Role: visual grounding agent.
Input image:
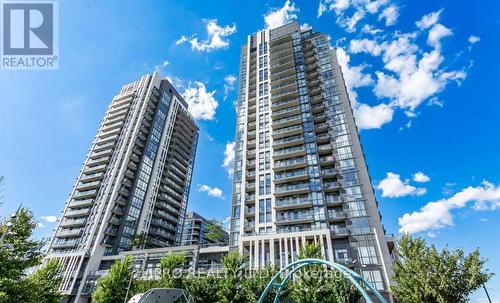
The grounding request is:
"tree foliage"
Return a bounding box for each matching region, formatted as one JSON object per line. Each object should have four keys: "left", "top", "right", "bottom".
{"left": 159, "top": 251, "right": 188, "bottom": 289}
{"left": 205, "top": 219, "right": 226, "bottom": 243}
{"left": 290, "top": 243, "right": 360, "bottom": 303}
{"left": 184, "top": 274, "right": 222, "bottom": 303}
{"left": 0, "top": 208, "right": 62, "bottom": 303}
{"left": 92, "top": 255, "right": 134, "bottom": 303}
{"left": 391, "top": 234, "right": 493, "bottom": 303}
{"left": 218, "top": 251, "right": 254, "bottom": 303}
{"left": 28, "top": 260, "right": 64, "bottom": 303}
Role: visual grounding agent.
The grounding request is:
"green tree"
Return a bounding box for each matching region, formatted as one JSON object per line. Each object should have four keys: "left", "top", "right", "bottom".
{"left": 205, "top": 219, "right": 226, "bottom": 243}
{"left": 184, "top": 274, "right": 222, "bottom": 303}
{"left": 218, "top": 251, "right": 254, "bottom": 303}
{"left": 245, "top": 266, "right": 281, "bottom": 303}
{"left": 131, "top": 232, "right": 148, "bottom": 249}
{"left": 0, "top": 175, "right": 5, "bottom": 205}
{"left": 29, "top": 260, "right": 63, "bottom": 303}
{"left": 159, "top": 251, "right": 187, "bottom": 289}
{"left": 290, "top": 243, "right": 360, "bottom": 303}
{"left": 92, "top": 256, "right": 134, "bottom": 303}
{"left": 391, "top": 234, "right": 493, "bottom": 303}
{"left": 0, "top": 207, "right": 46, "bottom": 303}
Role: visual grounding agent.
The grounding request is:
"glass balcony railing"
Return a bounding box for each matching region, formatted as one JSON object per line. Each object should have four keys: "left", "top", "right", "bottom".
{"left": 275, "top": 195, "right": 312, "bottom": 208}
{"left": 275, "top": 182, "right": 310, "bottom": 194}
{"left": 273, "top": 114, "right": 302, "bottom": 126}
{"left": 273, "top": 134, "right": 303, "bottom": 146}
{"left": 276, "top": 210, "right": 313, "bottom": 222}
{"left": 273, "top": 124, "right": 303, "bottom": 136}
{"left": 275, "top": 169, "right": 308, "bottom": 180}
{"left": 272, "top": 105, "right": 300, "bottom": 117}
{"left": 274, "top": 157, "right": 306, "bottom": 168}
{"left": 273, "top": 145, "right": 305, "bottom": 157}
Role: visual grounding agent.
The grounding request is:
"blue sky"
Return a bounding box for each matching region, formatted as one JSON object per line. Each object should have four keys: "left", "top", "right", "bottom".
{"left": 0, "top": 0, "right": 499, "bottom": 300}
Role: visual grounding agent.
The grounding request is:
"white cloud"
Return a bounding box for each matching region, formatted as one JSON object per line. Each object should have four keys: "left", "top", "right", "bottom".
{"left": 427, "top": 23, "right": 453, "bottom": 48}
{"left": 361, "top": 24, "right": 383, "bottom": 35}
{"left": 300, "top": 23, "right": 312, "bottom": 31}
{"left": 468, "top": 35, "right": 480, "bottom": 44}
{"left": 264, "top": 0, "right": 299, "bottom": 30}
{"left": 223, "top": 75, "right": 237, "bottom": 100}
{"left": 366, "top": 0, "right": 389, "bottom": 14}
{"left": 416, "top": 9, "right": 443, "bottom": 30}
{"left": 222, "top": 141, "right": 235, "bottom": 178}
{"left": 399, "top": 181, "right": 500, "bottom": 234}
{"left": 198, "top": 184, "right": 224, "bottom": 198}
{"left": 317, "top": 0, "right": 392, "bottom": 32}
{"left": 354, "top": 103, "right": 394, "bottom": 129}
{"left": 413, "top": 171, "right": 431, "bottom": 183}
{"left": 41, "top": 215, "right": 58, "bottom": 223}
{"left": 336, "top": 47, "right": 394, "bottom": 130}
{"left": 377, "top": 172, "right": 427, "bottom": 198}
{"left": 378, "top": 4, "right": 399, "bottom": 26}
{"left": 350, "top": 38, "right": 383, "bottom": 56}
{"left": 176, "top": 19, "right": 236, "bottom": 52}
{"left": 182, "top": 82, "right": 219, "bottom": 120}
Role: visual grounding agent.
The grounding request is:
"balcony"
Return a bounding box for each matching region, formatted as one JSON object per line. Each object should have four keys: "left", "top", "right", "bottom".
{"left": 246, "top": 170, "right": 256, "bottom": 179}
{"left": 69, "top": 198, "right": 94, "bottom": 208}
{"left": 273, "top": 145, "right": 306, "bottom": 160}
{"left": 331, "top": 226, "right": 349, "bottom": 238}
{"left": 328, "top": 210, "right": 346, "bottom": 222}
{"left": 273, "top": 134, "right": 304, "bottom": 149}
{"left": 245, "top": 194, "right": 256, "bottom": 203}
{"left": 247, "top": 130, "right": 256, "bottom": 139}
{"left": 80, "top": 172, "right": 104, "bottom": 182}
{"left": 275, "top": 182, "right": 310, "bottom": 197}
{"left": 272, "top": 114, "right": 302, "bottom": 129}
{"left": 324, "top": 181, "right": 341, "bottom": 192}
{"left": 244, "top": 207, "right": 256, "bottom": 217}
{"left": 84, "top": 163, "right": 107, "bottom": 174}
{"left": 56, "top": 228, "right": 83, "bottom": 238}
{"left": 313, "top": 113, "right": 327, "bottom": 122}
{"left": 319, "top": 156, "right": 335, "bottom": 166}
{"left": 248, "top": 121, "right": 256, "bottom": 130}
{"left": 318, "top": 144, "right": 332, "bottom": 154}
{"left": 314, "top": 122, "right": 329, "bottom": 132}
{"left": 51, "top": 240, "right": 78, "bottom": 249}
{"left": 246, "top": 182, "right": 256, "bottom": 191}
{"left": 59, "top": 218, "right": 86, "bottom": 228}
{"left": 316, "top": 133, "right": 330, "bottom": 143}
{"left": 247, "top": 139, "right": 256, "bottom": 148}
{"left": 65, "top": 208, "right": 91, "bottom": 218}
{"left": 272, "top": 124, "right": 303, "bottom": 138}
{"left": 325, "top": 195, "right": 343, "bottom": 206}
{"left": 244, "top": 221, "right": 255, "bottom": 230}
{"left": 76, "top": 180, "right": 101, "bottom": 191}
{"left": 274, "top": 168, "right": 308, "bottom": 184}
{"left": 271, "top": 105, "right": 301, "bottom": 120}
{"left": 271, "top": 97, "right": 300, "bottom": 112}
{"left": 275, "top": 196, "right": 313, "bottom": 210}
{"left": 247, "top": 149, "right": 256, "bottom": 159}
{"left": 274, "top": 157, "right": 307, "bottom": 172}
{"left": 73, "top": 189, "right": 98, "bottom": 199}
{"left": 321, "top": 168, "right": 338, "bottom": 178}
{"left": 276, "top": 210, "right": 314, "bottom": 225}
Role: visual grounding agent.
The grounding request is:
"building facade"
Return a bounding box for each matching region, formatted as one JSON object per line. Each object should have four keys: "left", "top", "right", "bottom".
{"left": 46, "top": 72, "right": 198, "bottom": 303}
{"left": 181, "top": 211, "right": 229, "bottom": 246}
{"left": 229, "top": 22, "right": 395, "bottom": 299}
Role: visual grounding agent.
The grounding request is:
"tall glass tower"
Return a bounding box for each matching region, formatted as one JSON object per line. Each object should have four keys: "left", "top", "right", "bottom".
{"left": 46, "top": 72, "right": 198, "bottom": 302}
{"left": 229, "top": 22, "right": 394, "bottom": 299}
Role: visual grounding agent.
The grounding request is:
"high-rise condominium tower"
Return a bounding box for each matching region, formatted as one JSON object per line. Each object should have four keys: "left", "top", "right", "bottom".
{"left": 181, "top": 211, "right": 229, "bottom": 246}
{"left": 46, "top": 73, "right": 198, "bottom": 303}
{"left": 229, "top": 22, "right": 394, "bottom": 298}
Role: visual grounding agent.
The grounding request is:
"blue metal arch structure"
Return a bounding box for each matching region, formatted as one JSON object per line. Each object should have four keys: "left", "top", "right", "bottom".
{"left": 258, "top": 258, "right": 388, "bottom": 303}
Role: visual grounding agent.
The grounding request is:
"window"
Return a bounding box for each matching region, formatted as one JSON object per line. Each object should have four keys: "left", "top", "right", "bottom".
{"left": 362, "top": 270, "right": 384, "bottom": 291}
{"left": 350, "top": 217, "right": 371, "bottom": 235}
{"left": 358, "top": 246, "right": 378, "bottom": 264}
{"left": 259, "top": 198, "right": 272, "bottom": 223}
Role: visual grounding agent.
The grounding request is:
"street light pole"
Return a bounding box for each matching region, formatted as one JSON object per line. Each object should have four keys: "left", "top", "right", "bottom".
{"left": 483, "top": 283, "right": 492, "bottom": 303}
